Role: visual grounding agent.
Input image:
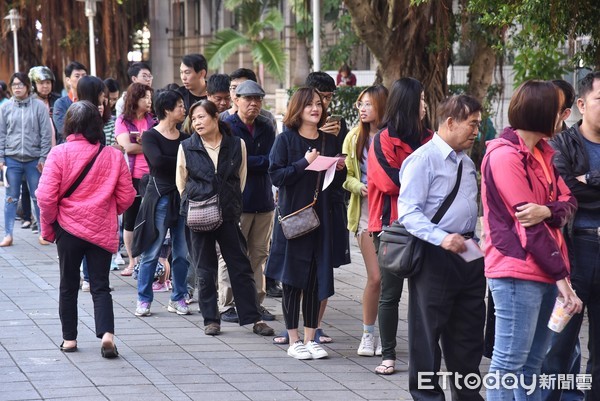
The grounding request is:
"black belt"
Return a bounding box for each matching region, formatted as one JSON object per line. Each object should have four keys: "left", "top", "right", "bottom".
{"left": 462, "top": 231, "right": 475, "bottom": 239}
{"left": 573, "top": 228, "right": 600, "bottom": 236}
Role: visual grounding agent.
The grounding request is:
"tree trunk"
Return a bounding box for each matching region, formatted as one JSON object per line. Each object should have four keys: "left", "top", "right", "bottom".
{"left": 467, "top": 32, "right": 497, "bottom": 104}
{"left": 292, "top": 35, "right": 311, "bottom": 86}
{"left": 344, "top": 0, "right": 453, "bottom": 127}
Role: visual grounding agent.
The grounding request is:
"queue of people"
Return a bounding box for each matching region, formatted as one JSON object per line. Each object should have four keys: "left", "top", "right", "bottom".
{"left": 1, "top": 57, "right": 598, "bottom": 400}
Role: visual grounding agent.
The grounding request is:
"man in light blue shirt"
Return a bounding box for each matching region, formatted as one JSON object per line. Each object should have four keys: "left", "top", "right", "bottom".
{"left": 398, "top": 95, "right": 486, "bottom": 401}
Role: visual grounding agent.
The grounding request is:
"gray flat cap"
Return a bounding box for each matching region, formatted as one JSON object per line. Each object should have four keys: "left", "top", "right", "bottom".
{"left": 235, "top": 80, "right": 265, "bottom": 97}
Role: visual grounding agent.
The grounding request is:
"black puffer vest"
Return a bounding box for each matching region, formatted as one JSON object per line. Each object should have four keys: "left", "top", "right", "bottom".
{"left": 180, "top": 133, "right": 243, "bottom": 222}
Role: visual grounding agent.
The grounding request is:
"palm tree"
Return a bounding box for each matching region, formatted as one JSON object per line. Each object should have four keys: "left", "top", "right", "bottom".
{"left": 205, "top": 0, "right": 286, "bottom": 83}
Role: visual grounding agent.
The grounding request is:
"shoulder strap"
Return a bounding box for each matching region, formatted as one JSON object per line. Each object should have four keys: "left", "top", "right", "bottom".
{"left": 63, "top": 145, "right": 104, "bottom": 199}
{"left": 431, "top": 159, "right": 463, "bottom": 224}
{"left": 312, "top": 132, "right": 327, "bottom": 201}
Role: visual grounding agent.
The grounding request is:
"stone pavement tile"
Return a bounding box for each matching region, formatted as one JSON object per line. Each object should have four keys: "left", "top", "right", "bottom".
{"left": 136, "top": 351, "right": 197, "bottom": 362}
{"left": 237, "top": 349, "right": 291, "bottom": 359}
{"left": 298, "top": 390, "right": 367, "bottom": 401}
{"left": 218, "top": 373, "right": 278, "bottom": 383}
{"left": 29, "top": 375, "right": 94, "bottom": 389}
{"left": 0, "top": 383, "right": 40, "bottom": 401}
{"left": 36, "top": 385, "right": 105, "bottom": 399}
{"left": 0, "top": 370, "right": 28, "bottom": 383}
{"left": 176, "top": 382, "right": 238, "bottom": 393}
{"left": 354, "top": 388, "right": 412, "bottom": 400}
{"left": 227, "top": 380, "right": 292, "bottom": 392}
{"left": 243, "top": 390, "right": 308, "bottom": 401}
{"left": 151, "top": 359, "right": 210, "bottom": 374}
{"left": 189, "top": 350, "right": 244, "bottom": 360}
{"left": 286, "top": 379, "right": 346, "bottom": 391}
{"left": 187, "top": 391, "right": 250, "bottom": 401}
{"left": 164, "top": 374, "right": 227, "bottom": 385}
{"left": 199, "top": 358, "right": 269, "bottom": 374}
{"left": 271, "top": 372, "right": 333, "bottom": 382}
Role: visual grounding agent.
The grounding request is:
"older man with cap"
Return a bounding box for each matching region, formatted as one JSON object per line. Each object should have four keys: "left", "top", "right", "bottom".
{"left": 218, "top": 80, "right": 277, "bottom": 323}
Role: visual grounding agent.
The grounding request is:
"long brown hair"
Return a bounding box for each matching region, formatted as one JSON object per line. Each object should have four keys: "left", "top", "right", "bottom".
{"left": 356, "top": 85, "right": 388, "bottom": 163}
{"left": 122, "top": 83, "right": 153, "bottom": 123}
{"left": 282, "top": 87, "right": 328, "bottom": 130}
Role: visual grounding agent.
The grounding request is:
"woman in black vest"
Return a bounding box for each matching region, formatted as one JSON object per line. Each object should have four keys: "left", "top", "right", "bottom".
{"left": 176, "top": 100, "right": 274, "bottom": 337}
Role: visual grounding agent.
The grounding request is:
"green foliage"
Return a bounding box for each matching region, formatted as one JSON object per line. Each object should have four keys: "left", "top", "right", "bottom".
{"left": 205, "top": 0, "right": 286, "bottom": 81}
{"left": 468, "top": 0, "right": 600, "bottom": 70}
{"left": 512, "top": 45, "right": 569, "bottom": 86}
{"left": 287, "top": 86, "right": 364, "bottom": 127}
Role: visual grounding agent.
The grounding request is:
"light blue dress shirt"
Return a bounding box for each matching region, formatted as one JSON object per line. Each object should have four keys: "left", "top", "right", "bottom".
{"left": 398, "top": 133, "right": 479, "bottom": 246}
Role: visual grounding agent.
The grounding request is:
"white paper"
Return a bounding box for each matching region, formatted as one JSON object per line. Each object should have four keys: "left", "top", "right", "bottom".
{"left": 305, "top": 155, "right": 339, "bottom": 191}
{"left": 458, "top": 239, "right": 484, "bottom": 262}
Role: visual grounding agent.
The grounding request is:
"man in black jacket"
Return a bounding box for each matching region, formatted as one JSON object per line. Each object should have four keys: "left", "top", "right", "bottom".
{"left": 543, "top": 71, "right": 600, "bottom": 401}
{"left": 219, "top": 80, "right": 277, "bottom": 323}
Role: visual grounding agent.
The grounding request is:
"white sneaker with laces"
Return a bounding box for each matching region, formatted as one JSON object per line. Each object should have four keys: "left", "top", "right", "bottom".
{"left": 287, "top": 341, "right": 312, "bottom": 360}
{"left": 357, "top": 332, "right": 375, "bottom": 356}
{"left": 375, "top": 336, "right": 382, "bottom": 356}
{"left": 305, "top": 340, "right": 328, "bottom": 359}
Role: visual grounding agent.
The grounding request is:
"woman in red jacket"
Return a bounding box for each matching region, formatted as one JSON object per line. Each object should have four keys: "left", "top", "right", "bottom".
{"left": 37, "top": 101, "right": 136, "bottom": 358}
{"left": 367, "top": 78, "right": 432, "bottom": 375}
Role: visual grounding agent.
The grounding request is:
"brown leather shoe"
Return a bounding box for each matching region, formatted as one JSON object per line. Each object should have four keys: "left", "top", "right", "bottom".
{"left": 204, "top": 323, "right": 221, "bottom": 336}
{"left": 253, "top": 322, "right": 275, "bottom": 336}
{"left": 0, "top": 236, "right": 13, "bottom": 247}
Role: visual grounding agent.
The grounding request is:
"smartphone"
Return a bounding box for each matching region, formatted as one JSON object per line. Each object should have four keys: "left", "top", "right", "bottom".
{"left": 326, "top": 115, "right": 343, "bottom": 123}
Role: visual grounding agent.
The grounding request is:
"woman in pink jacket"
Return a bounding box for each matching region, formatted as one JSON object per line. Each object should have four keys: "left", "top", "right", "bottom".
{"left": 37, "top": 101, "right": 136, "bottom": 358}
{"left": 481, "top": 80, "right": 583, "bottom": 400}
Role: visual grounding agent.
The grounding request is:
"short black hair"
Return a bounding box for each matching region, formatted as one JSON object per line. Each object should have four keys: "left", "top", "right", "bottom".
{"left": 207, "top": 74, "right": 231, "bottom": 94}
{"left": 162, "top": 83, "right": 180, "bottom": 91}
{"left": 578, "top": 71, "right": 600, "bottom": 100}
{"left": 103, "top": 78, "right": 120, "bottom": 93}
{"left": 9, "top": 72, "right": 31, "bottom": 95}
{"left": 438, "top": 94, "right": 483, "bottom": 125}
{"left": 63, "top": 101, "right": 104, "bottom": 144}
{"left": 154, "top": 90, "right": 184, "bottom": 120}
{"left": 305, "top": 71, "right": 336, "bottom": 93}
{"left": 552, "top": 79, "right": 575, "bottom": 110}
{"left": 181, "top": 54, "right": 207, "bottom": 73}
{"left": 229, "top": 68, "right": 257, "bottom": 82}
{"left": 127, "top": 62, "right": 152, "bottom": 81}
{"left": 65, "top": 61, "right": 87, "bottom": 78}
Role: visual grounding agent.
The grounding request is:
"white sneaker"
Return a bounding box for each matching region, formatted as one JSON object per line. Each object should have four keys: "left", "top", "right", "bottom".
{"left": 81, "top": 281, "right": 90, "bottom": 292}
{"left": 375, "top": 337, "right": 382, "bottom": 356}
{"left": 305, "top": 340, "right": 328, "bottom": 359}
{"left": 287, "top": 341, "right": 312, "bottom": 360}
{"left": 114, "top": 253, "right": 125, "bottom": 265}
{"left": 357, "top": 332, "right": 375, "bottom": 356}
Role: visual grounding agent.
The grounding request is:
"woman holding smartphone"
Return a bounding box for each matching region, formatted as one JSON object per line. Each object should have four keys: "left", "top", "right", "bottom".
{"left": 114, "top": 83, "right": 155, "bottom": 276}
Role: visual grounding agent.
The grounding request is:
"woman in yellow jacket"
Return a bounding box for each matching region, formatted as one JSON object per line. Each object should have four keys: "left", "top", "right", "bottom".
{"left": 342, "top": 85, "right": 388, "bottom": 357}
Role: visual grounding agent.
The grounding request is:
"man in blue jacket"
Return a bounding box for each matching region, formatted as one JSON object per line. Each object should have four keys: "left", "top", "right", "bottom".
{"left": 219, "top": 80, "right": 276, "bottom": 323}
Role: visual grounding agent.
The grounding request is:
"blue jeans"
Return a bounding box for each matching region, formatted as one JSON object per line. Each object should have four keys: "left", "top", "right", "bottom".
{"left": 487, "top": 277, "right": 557, "bottom": 401}
{"left": 542, "top": 232, "right": 600, "bottom": 401}
{"left": 4, "top": 158, "right": 41, "bottom": 236}
{"left": 137, "top": 195, "right": 188, "bottom": 303}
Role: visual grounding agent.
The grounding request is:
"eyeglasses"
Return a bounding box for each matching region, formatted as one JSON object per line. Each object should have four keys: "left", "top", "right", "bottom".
{"left": 241, "top": 96, "right": 263, "bottom": 103}
{"left": 11, "top": 83, "right": 25, "bottom": 89}
{"left": 141, "top": 74, "right": 153, "bottom": 80}
{"left": 319, "top": 92, "right": 334, "bottom": 102}
{"left": 229, "top": 85, "right": 238, "bottom": 91}
{"left": 355, "top": 101, "right": 373, "bottom": 110}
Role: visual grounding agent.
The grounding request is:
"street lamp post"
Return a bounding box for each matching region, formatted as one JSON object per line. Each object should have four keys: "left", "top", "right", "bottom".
{"left": 312, "top": 0, "right": 320, "bottom": 72}
{"left": 4, "top": 9, "right": 22, "bottom": 72}
{"left": 77, "top": 0, "right": 102, "bottom": 76}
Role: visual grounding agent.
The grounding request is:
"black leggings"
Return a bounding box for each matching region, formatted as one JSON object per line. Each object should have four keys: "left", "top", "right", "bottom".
{"left": 281, "top": 258, "right": 319, "bottom": 330}
{"left": 123, "top": 178, "right": 141, "bottom": 231}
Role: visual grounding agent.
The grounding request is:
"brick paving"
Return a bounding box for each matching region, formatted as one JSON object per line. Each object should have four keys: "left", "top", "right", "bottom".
{"left": 0, "top": 201, "right": 589, "bottom": 400}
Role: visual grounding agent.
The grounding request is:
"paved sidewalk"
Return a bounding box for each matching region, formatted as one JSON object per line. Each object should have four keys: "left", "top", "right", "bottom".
{"left": 0, "top": 216, "right": 589, "bottom": 400}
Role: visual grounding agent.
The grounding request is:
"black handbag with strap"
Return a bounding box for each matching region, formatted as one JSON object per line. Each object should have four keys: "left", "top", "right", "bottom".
{"left": 378, "top": 160, "right": 463, "bottom": 278}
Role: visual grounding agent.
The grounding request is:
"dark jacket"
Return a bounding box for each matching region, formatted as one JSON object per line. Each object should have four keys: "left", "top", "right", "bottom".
{"left": 225, "top": 113, "right": 275, "bottom": 213}
{"left": 265, "top": 129, "right": 345, "bottom": 300}
{"left": 131, "top": 178, "right": 180, "bottom": 258}
{"left": 550, "top": 120, "right": 600, "bottom": 211}
{"left": 179, "top": 133, "right": 243, "bottom": 222}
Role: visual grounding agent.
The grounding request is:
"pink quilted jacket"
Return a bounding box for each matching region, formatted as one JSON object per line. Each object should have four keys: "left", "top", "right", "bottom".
{"left": 36, "top": 134, "right": 136, "bottom": 253}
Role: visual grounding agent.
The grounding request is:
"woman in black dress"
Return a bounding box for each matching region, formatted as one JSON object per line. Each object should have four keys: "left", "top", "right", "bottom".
{"left": 266, "top": 87, "right": 345, "bottom": 360}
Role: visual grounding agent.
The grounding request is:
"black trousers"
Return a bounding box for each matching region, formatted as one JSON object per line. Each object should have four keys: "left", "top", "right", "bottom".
{"left": 186, "top": 220, "right": 261, "bottom": 326}
{"left": 56, "top": 225, "right": 114, "bottom": 340}
{"left": 408, "top": 241, "right": 486, "bottom": 401}
{"left": 281, "top": 258, "right": 319, "bottom": 330}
